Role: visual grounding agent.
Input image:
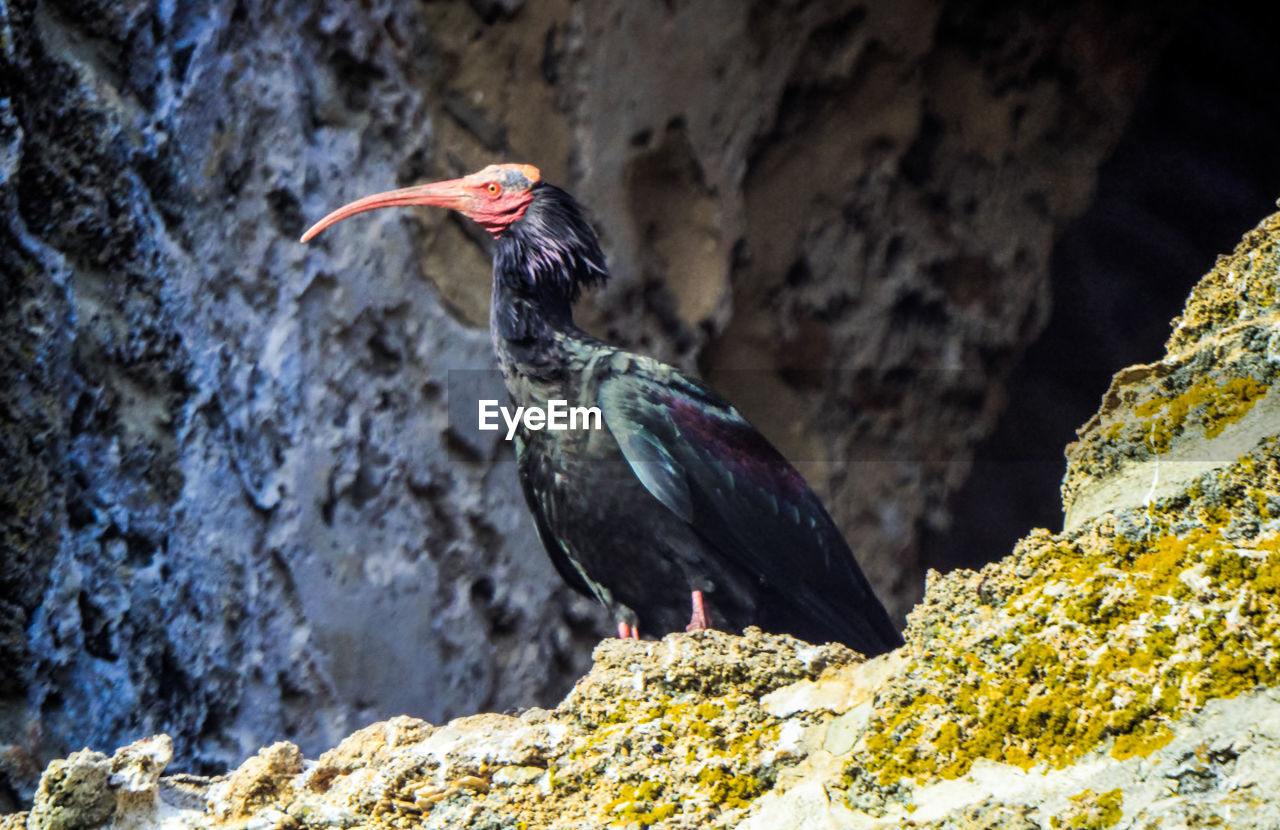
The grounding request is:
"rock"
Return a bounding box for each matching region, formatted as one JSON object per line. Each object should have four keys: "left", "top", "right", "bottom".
{"left": 207, "top": 742, "right": 303, "bottom": 822}
{"left": 24, "top": 735, "right": 172, "bottom": 830}
{"left": 1063, "top": 211, "right": 1280, "bottom": 530}
{"left": 844, "top": 210, "right": 1280, "bottom": 826}
{"left": 25, "top": 750, "right": 113, "bottom": 830}
{"left": 107, "top": 735, "right": 171, "bottom": 830}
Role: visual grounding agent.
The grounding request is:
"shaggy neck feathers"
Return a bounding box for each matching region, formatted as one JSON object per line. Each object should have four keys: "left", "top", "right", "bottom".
{"left": 490, "top": 183, "right": 608, "bottom": 347}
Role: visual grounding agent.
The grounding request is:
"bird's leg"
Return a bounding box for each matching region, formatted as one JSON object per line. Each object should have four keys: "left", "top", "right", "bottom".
{"left": 617, "top": 621, "right": 639, "bottom": 640}
{"left": 685, "top": 590, "right": 710, "bottom": 632}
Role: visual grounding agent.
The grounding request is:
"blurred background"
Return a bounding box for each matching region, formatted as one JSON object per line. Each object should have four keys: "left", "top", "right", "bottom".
{"left": 2, "top": 0, "right": 1279, "bottom": 807}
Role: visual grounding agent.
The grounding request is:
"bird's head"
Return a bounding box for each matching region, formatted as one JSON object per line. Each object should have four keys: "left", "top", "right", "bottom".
{"left": 300, "top": 163, "right": 543, "bottom": 242}
{"left": 302, "top": 163, "right": 608, "bottom": 309}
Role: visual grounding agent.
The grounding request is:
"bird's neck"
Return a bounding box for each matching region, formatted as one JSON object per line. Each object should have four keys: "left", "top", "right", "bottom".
{"left": 487, "top": 185, "right": 609, "bottom": 392}
{"left": 489, "top": 274, "right": 585, "bottom": 384}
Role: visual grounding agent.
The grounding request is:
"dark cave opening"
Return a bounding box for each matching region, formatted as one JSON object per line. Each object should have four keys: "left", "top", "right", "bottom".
{"left": 930, "top": 3, "right": 1280, "bottom": 572}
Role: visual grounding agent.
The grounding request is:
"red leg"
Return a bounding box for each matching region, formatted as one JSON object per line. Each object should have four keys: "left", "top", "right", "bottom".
{"left": 617, "top": 621, "right": 639, "bottom": 640}
{"left": 685, "top": 590, "right": 710, "bottom": 632}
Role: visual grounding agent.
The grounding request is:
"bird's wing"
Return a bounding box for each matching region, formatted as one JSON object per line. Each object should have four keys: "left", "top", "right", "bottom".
{"left": 598, "top": 364, "right": 901, "bottom": 653}
{"left": 514, "top": 433, "right": 599, "bottom": 601}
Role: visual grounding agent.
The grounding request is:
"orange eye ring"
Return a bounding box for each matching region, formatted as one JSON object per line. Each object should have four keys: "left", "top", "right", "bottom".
{"left": 486, "top": 182, "right": 501, "bottom": 195}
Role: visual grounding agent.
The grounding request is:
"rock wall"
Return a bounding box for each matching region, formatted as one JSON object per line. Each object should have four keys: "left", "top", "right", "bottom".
{"left": 1, "top": 0, "right": 1177, "bottom": 800}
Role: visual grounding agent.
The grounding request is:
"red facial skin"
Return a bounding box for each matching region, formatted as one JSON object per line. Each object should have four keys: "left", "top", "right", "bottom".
{"left": 300, "top": 163, "right": 541, "bottom": 242}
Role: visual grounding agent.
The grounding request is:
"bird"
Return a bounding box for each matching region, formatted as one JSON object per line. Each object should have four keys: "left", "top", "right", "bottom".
{"left": 301, "top": 163, "right": 903, "bottom": 656}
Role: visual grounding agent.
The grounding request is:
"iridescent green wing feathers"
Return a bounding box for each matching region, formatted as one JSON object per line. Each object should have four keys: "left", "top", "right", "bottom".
{"left": 598, "top": 367, "right": 903, "bottom": 655}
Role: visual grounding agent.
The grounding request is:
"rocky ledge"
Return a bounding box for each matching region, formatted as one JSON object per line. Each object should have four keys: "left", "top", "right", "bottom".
{"left": 6, "top": 210, "right": 1280, "bottom": 828}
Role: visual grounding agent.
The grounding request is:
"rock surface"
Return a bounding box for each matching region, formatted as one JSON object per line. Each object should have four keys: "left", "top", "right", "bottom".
{"left": 0, "top": 0, "right": 1181, "bottom": 802}
{"left": 5, "top": 203, "right": 1280, "bottom": 829}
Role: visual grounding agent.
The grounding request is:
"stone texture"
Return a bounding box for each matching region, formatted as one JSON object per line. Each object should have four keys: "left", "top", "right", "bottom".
{"left": 1, "top": 0, "right": 605, "bottom": 798}
{"left": 1, "top": 0, "right": 1180, "bottom": 804}
{"left": 18, "top": 735, "right": 169, "bottom": 830}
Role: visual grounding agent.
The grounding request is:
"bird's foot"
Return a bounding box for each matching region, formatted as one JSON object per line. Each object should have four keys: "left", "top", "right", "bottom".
{"left": 617, "top": 621, "right": 640, "bottom": 640}
{"left": 685, "top": 590, "right": 710, "bottom": 632}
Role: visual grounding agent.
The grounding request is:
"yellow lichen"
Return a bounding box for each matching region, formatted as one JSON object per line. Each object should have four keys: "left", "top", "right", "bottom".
{"left": 1110, "top": 725, "right": 1174, "bottom": 760}
{"left": 1130, "top": 376, "right": 1269, "bottom": 453}
{"left": 1168, "top": 212, "right": 1280, "bottom": 352}
{"left": 1050, "top": 788, "right": 1124, "bottom": 829}
{"left": 859, "top": 451, "right": 1280, "bottom": 787}
{"left": 561, "top": 684, "right": 784, "bottom": 826}
{"left": 695, "top": 766, "right": 765, "bottom": 809}
{"left": 605, "top": 781, "right": 680, "bottom": 825}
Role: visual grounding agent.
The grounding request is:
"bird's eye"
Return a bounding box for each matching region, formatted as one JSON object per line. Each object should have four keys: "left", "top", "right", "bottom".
{"left": 486, "top": 182, "right": 501, "bottom": 195}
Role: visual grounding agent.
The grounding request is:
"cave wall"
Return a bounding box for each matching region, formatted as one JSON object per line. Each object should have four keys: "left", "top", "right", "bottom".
{"left": 0, "top": 0, "right": 1178, "bottom": 797}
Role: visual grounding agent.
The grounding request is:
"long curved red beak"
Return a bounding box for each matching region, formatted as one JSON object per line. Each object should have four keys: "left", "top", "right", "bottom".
{"left": 299, "top": 179, "right": 472, "bottom": 243}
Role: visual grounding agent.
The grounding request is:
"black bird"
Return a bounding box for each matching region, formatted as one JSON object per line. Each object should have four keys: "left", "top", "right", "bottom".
{"left": 302, "top": 164, "right": 902, "bottom": 656}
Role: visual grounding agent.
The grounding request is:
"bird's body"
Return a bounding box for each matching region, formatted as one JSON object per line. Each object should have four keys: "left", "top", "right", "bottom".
{"left": 507, "top": 339, "right": 745, "bottom": 637}
{"left": 303, "top": 164, "right": 903, "bottom": 656}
